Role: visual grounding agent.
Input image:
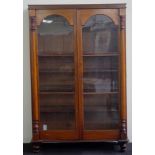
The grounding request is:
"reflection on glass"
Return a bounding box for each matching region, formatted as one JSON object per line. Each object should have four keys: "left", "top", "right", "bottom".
{"left": 83, "top": 15, "right": 120, "bottom": 130}
{"left": 39, "top": 57, "right": 74, "bottom": 92}
{"left": 37, "top": 15, "right": 75, "bottom": 130}
{"left": 38, "top": 15, "right": 73, "bottom": 55}
{"left": 40, "top": 94, "right": 75, "bottom": 130}
{"left": 84, "top": 94, "right": 120, "bottom": 130}
{"left": 83, "top": 56, "right": 118, "bottom": 92}
{"left": 83, "top": 15, "right": 118, "bottom": 54}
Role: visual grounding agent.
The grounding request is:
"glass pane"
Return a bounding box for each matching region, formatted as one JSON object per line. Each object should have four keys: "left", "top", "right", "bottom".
{"left": 84, "top": 94, "right": 119, "bottom": 130}
{"left": 83, "top": 56, "right": 118, "bottom": 92}
{"left": 83, "top": 15, "right": 118, "bottom": 54}
{"left": 38, "top": 15, "right": 73, "bottom": 55}
{"left": 40, "top": 94, "right": 75, "bottom": 130}
{"left": 37, "top": 15, "right": 75, "bottom": 130}
{"left": 39, "top": 57, "right": 74, "bottom": 92}
{"left": 82, "top": 15, "right": 120, "bottom": 130}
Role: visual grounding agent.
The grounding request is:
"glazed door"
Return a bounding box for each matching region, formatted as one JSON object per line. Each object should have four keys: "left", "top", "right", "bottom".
{"left": 77, "top": 9, "right": 121, "bottom": 140}
{"left": 36, "top": 9, "right": 79, "bottom": 140}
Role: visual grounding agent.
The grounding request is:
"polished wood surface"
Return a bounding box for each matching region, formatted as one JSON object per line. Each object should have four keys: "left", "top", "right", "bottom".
{"left": 40, "top": 130, "right": 79, "bottom": 140}
{"left": 83, "top": 130, "right": 120, "bottom": 140}
{"left": 76, "top": 9, "right": 84, "bottom": 139}
{"left": 29, "top": 4, "right": 126, "bottom": 9}
{"left": 29, "top": 9, "right": 40, "bottom": 141}
{"left": 119, "top": 8, "right": 127, "bottom": 140}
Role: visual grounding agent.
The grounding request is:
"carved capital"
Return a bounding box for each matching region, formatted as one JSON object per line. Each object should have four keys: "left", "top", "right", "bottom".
{"left": 32, "top": 120, "right": 39, "bottom": 134}
{"left": 120, "top": 15, "right": 126, "bottom": 30}
{"left": 120, "top": 120, "right": 127, "bottom": 139}
{"left": 30, "top": 16, "right": 36, "bottom": 31}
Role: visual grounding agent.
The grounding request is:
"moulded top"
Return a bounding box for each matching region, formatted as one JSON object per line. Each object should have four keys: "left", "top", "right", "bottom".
{"left": 28, "top": 4, "right": 126, "bottom": 10}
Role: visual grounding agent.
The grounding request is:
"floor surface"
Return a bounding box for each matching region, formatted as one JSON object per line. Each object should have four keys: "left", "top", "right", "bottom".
{"left": 23, "top": 142, "right": 132, "bottom": 155}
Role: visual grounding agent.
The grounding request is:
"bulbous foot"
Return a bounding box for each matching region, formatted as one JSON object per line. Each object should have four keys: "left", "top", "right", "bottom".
{"left": 120, "top": 143, "right": 127, "bottom": 152}
{"left": 32, "top": 143, "right": 40, "bottom": 153}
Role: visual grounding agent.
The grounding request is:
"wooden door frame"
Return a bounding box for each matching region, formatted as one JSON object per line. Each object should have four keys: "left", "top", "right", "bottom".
{"left": 29, "top": 8, "right": 80, "bottom": 141}
{"left": 76, "top": 8, "right": 127, "bottom": 140}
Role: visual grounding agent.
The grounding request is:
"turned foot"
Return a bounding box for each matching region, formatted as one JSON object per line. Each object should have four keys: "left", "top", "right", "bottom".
{"left": 32, "top": 143, "right": 40, "bottom": 153}
{"left": 120, "top": 143, "right": 127, "bottom": 152}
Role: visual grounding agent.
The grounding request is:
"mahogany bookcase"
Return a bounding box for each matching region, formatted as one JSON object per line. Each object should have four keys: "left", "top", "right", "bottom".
{"left": 28, "top": 4, "right": 127, "bottom": 152}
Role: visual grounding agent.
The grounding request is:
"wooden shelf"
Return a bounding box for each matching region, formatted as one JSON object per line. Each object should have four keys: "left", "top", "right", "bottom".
{"left": 39, "top": 70, "right": 74, "bottom": 73}
{"left": 39, "top": 70, "right": 118, "bottom": 73}
{"left": 40, "top": 92, "right": 118, "bottom": 95}
{"left": 85, "top": 109, "right": 118, "bottom": 112}
{"left": 40, "top": 108, "right": 118, "bottom": 113}
{"left": 38, "top": 52, "right": 73, "bottom": 57}
{"left": 40, "top": 103, "right": 74, "bottom": 106}
{"left": 84, "top": 70, "right": 118, "bottom": 72}
{"left": 40, "top": 107, "right": 74, "bottom": 113}
{"left": 83, "top": 53, "right": 119, "bottom": 57}
{"left": 84, "top": 92, "right": 119, "bottom": 95}
{"left": 40, "top": 92, "right": 75, "bottom": 95}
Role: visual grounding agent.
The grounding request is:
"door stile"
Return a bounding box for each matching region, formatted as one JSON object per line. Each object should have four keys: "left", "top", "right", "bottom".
{"left": 73, "top": 9, "right": 80, "bottom": 138}
{"left": 76, "top": 10, "right": 84, "bottom": 139}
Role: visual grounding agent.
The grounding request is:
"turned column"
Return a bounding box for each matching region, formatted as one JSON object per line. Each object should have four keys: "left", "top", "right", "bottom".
{"left": 119, "top": 8, "right": 127, "bottom": 151}
{"left": 29, "top": 9, "right": 40, "bottom": 144}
